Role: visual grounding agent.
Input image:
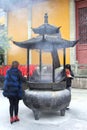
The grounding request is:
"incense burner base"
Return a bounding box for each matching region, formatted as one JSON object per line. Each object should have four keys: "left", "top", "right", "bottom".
{"left": 23, "top": 89, "right": 71, "bottom": 120}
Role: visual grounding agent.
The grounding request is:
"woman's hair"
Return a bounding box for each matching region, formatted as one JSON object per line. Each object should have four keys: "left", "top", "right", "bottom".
{"left": 65, "top": 64, "right": 71, "bottom": 70}
{"left": 11, "top": 61, "right": 19, "bottom": 68}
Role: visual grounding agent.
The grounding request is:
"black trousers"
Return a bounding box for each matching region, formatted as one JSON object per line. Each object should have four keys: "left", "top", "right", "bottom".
{"left": 8, "top": 97, "right": 19, "bottom": 117}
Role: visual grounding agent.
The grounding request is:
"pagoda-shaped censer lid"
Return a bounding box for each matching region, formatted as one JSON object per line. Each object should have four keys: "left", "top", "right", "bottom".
{"left": 32, "top": 13, "right": 60, "bottom": 35}
{"left": 13, "top": 13, "right": 78, "bottom": 51}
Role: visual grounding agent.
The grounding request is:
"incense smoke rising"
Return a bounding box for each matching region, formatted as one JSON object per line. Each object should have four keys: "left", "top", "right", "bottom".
{"left": 0, "top": 0, "right": 48, "bottom": 12}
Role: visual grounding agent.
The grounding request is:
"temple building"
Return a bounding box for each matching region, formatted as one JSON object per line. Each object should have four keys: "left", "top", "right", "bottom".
{"left": 0, "top": 0, "right": 87, "bottom": 67}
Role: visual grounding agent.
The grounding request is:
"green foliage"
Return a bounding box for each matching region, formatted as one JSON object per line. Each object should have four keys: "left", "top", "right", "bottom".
{"left": 0, "top": 24, "right": 11, "bottom": 53}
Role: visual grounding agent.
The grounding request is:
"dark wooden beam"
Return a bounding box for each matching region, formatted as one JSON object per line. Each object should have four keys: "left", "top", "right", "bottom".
{"left": 75, "top": 0, "right": 85, "bottom": 2}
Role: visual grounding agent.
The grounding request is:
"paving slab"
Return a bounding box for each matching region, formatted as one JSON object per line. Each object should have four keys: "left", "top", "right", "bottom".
{"left": 0, "top": 88, "right": 87, "bottom": 130}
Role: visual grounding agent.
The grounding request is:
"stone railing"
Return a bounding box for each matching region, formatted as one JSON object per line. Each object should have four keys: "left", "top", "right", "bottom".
{"left": 71, "top": 62, "right": 87, "bottom": 76}
{"left": 71, "top": 62, "right": 87, "bottom": 89}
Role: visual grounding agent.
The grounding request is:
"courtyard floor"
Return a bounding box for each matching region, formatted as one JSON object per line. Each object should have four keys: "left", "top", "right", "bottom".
{"left": 0, "top": 88, "right": 87, "bottom": 130}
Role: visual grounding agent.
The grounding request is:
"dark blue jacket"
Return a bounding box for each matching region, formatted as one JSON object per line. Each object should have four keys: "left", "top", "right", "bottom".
{"left": 3, "top": 68, "right": 24, "bottom": 99}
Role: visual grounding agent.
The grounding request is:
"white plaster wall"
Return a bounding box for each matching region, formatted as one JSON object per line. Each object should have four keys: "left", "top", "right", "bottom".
{"left": 70, "top": 0, "right": 76, "bottom": 65}
{"left": 28, "top": 5, "right": 32, "bottom": 64}
{"left": 4, "top": 12, "right": 8, "bottom": 65}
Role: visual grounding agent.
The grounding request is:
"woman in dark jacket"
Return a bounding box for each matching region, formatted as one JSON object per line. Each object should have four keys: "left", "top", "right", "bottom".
{"left": 65, "top": 64, "right": 74, "bottom": 91}
{"left": 64, "top": 64, "right": 74, "bottom": 110}
{"left": 3, "top": 61, "right": 25, "bottom": 124}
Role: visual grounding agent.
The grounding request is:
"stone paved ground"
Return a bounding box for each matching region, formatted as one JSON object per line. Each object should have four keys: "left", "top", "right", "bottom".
{"left": 0, "top": 88, "right": 87, "bottom": 130}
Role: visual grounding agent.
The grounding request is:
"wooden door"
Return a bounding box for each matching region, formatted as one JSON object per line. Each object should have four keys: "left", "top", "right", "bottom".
{"left": 76, "top": 0, "right": 87, "bottom": 64}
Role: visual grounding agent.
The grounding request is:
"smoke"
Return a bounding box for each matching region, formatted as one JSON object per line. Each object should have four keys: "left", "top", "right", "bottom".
{"left": 0, "top": 0, "right": 48, "bottom": 12}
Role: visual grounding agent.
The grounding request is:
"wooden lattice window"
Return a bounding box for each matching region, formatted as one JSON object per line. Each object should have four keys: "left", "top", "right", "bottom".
{"left": 78, "top": 7, "right": 87, "bottom": 44}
